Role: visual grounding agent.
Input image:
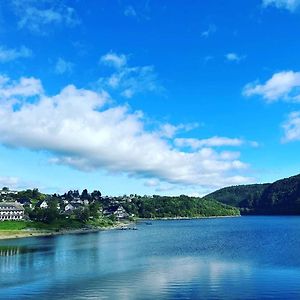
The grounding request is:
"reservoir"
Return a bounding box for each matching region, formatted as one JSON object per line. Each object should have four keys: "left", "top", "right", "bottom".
{"left": 1, "top": 216, "right": 300, "bottom": 299}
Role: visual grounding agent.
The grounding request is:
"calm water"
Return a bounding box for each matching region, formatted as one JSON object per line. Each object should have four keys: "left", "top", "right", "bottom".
{"left": 1, "top": 216, "right": 300, "bottom": 299}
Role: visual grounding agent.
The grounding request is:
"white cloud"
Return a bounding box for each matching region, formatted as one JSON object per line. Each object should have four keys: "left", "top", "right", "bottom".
{"left": 54, "top": 57, "right": 73, "bottom": 75}
{"left": 11, "top": 0, "right": 79, "bottom": 33}
{"left": 99, "top": 52, "right": 163, "bottom": 98}
{"left": 0, "top": 45, "right": 32, "bottom": 63}
{"left": 144, "top": 179, "right": 160, "bottom": 187}
{"left": 175, "top": 137, "right": 244, "bottom": 149}
{"left": 282, "top": 111, "right": 300, "bottom": 142}
{"left": 243, "top": 71, "right": 300, "bottom": 102}
{"left": 0, "top": 75, "right": 43, "bottom": 98}
{"left": 0, "top": 74, "right": 253, "bottom": 188}
{"left": 124, "top": 6, "right": 137, "bottom": 18}
{"left": 0, "top": 176, "right": 20, "bottom": 189}
{"left": 249, "top": 141, "right": 260, "bottom": 148}
{"left": 158, "top": 123, "right": 199, "bottom": 139}
{"left": 225, "top": 53, "right": 245, "bottom": 62}
{"left": 100, "top": 52, "right": 127, "bottom": 69}
{"left": 201, "top": 24, "right": 217, "bottom": 38}
{"left": 262, "top": 0, "right": 300, "bottom": 11}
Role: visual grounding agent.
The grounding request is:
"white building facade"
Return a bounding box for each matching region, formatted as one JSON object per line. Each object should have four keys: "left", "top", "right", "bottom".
{"left": 0, "top": 203, "right": 25, "bottom": 221}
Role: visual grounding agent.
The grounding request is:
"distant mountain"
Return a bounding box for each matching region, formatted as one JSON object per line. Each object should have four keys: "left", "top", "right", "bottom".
{"left": 203, "top": 174, "right": 300, "bottom": 215}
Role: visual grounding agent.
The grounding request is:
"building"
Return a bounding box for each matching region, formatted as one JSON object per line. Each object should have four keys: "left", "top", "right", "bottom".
{"left": 104, "top": 205, "right": 129, "bottom": 219}
{"left": 64, "top": 203, "right": 75, "bottom": 212}
{"left": 0, "top": 202, "right": 25, "bottom": 221}
{"left": 36, "top": 200, "right": 48, "bottom": 209}
{"left": 16, "top": 198, "right": 33, "bottom": 209}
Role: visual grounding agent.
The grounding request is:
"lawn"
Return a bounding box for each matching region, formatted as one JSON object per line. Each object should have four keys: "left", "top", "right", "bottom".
{"left": 0, "top": 220, "right": 31, "bottom": 231}
{"left": 0, "top": 219, "right": 85, "bottom": 231}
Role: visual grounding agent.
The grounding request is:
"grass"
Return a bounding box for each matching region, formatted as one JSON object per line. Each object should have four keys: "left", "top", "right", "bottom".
{"left": 0, "top": 217, "right": 124, "bottom": 241}
{"left": 0, "top": 219, "right": 86, "bottom": 231}
{"left": 31, "top": 219, "right": 85, "bottom": 231}
{"left": 0, "top": 220, "right": 31, "bottom": 231}
{"left": 0, "top": 217, "right": 118, "bottom": 233}
{"left": 87, "top": 217, "right": 115, "bottom": 228}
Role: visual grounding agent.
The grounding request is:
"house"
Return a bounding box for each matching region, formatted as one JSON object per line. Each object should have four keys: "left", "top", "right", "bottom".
{"left": 16, "top": 198, "right": 33, "bottom": 209}
{"left": 104, "top": 205, "right": 129, "bottom": 219}
{"left": 36, "top": 200, "right": 48, "bottom": 209}
{"left": 0, "top": 202, "right": 25, "bottom": 221}
{"left": 64, "top": 203, "right": 75, "bottom": 212}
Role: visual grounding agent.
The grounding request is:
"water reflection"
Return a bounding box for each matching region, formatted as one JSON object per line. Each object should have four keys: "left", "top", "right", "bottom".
{"left": 0, "top": 246, "right": 25, "bottom": 256}
{"left": 0, "top": 217, "right": 300, "bottom": 299}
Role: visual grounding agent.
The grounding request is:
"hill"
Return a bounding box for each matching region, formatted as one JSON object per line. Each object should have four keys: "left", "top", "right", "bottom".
{"left": 204, "top": 174, "right": 300, "bottom": 215}
{"left": 122, "top": 195, "right": 240, "bottom": 218}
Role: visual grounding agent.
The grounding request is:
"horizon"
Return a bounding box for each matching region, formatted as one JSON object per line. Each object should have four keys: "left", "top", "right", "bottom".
{"left": 1, "top": 1, "right": 300, "bottom": 196}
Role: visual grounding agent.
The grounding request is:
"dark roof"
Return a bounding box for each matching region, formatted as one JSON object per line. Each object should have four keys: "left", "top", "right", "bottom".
{"left": 104, "top": 205, "right": 127, "bottom": 213}
{"left": 0, "top": 202, "right": 24, "bottom": 211}
{"left": 36, "top": 199, "right": 48, "bottom": 207}
{"left": 17, "top": 198, "right": 33, "bottom": 204}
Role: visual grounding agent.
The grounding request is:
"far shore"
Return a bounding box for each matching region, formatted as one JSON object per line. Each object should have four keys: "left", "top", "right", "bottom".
{"left": 138, "top": 215, "right": 241, "bottom": 221}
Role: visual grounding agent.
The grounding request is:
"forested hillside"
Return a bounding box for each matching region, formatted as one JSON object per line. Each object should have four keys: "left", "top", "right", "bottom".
{"left": 204, "top": 174, "right": 300, "bottom": 215}
{"left": 123, "top": 195, "right": 240, "bottom": 218}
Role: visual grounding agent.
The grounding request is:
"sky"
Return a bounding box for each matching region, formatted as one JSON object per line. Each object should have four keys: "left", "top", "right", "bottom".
{"left": 1, "top": 0, "right": 300, "bottom": 196}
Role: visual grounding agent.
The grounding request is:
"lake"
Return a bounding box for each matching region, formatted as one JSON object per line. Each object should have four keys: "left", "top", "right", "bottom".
{"left": 1, "top": 216, "right": 300, "bottom": 299}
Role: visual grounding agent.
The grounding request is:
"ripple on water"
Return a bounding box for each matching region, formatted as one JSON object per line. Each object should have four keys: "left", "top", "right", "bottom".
{"left": 0, "top": 216, "right": 300, "bottom": 299}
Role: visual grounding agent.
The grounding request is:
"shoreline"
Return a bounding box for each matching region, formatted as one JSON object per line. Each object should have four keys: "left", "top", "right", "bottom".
{"left": 138, "top": 215, "right": 241, "bottom": 221}
{"left": 0, "top": 221, "right": 130, "bottom": 241}
{"left": 0, "top": 216, "right": 240, "bottom": 241}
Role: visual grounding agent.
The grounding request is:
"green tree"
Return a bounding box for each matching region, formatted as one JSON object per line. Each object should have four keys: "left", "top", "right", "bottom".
{"left": 75, "top": 207, "right": 90, "bottom": 222}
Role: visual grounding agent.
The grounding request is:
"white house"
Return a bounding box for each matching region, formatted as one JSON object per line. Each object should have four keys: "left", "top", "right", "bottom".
{"left": 65, "top": 203, "right": 75, "bottom": 212}
{"left": 36, "top": 200, "right": 48, "bottom": 209}
{"left": 104, "top": 205, "right": 129, "bottom": 220}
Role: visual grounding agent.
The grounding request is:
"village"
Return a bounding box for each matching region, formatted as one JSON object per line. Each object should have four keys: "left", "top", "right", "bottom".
{"left": 0, "top": 187, "right": 140, "bottom": 222}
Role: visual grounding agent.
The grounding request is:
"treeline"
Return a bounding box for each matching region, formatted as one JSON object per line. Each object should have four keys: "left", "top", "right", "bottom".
{"left": 1, "top": 187, "right": 240, "bottom": 225}
{"left": 122, "top": 195, "right": 240, "bottom": 218}
{"left": 204, "top": 174, "right": 300, "bottom": 215}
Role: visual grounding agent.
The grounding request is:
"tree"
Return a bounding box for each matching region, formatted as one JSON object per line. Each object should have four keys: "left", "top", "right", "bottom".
{"left": 75, "top": 207, "right": 90, "bottom": 222}
{"left": 32, "top": 188, "right": 39, "bottom": 199}
{"left": 89, "top": 202, "right": 101, "bottom": 219}
{"left": 81, "top": 189, "right": 91, "bottom": 201}
{"left": 91, "top": 190, "right": 102, "bottom": 200}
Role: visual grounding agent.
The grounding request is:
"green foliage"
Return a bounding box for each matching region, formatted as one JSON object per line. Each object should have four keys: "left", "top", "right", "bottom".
{"left": 204, "top": 174, "right": 300, "bottom": 215}
{"left": 74, "top": 207, "right": 90, "bottom": 222}
{"left": 204, "top": 184, "right": 269, "bottom": 208}
{"left": 29, "top": 206, "right": 60, "bottom": 223}
{"left": 31, "top": 219, "right": 85, "bottom": 231}
{"left": 122, "top": 195, "right": 240, "bottom": 218}
{"left": 108, "top": 214, "right": 117, "bottom": 221}
{"left": 16, "top": 188, "right": 45, "bottom": 204}
{"left": 88, "top": 217, "right": 114, "bottom": 228}
{"left": 89, "top": 202, "right": 101, "bottom": 219}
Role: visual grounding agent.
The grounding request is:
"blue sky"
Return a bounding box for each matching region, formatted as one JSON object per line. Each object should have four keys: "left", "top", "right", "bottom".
{"left": 1, "top": 0, "right": 300, "bottom": 196}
